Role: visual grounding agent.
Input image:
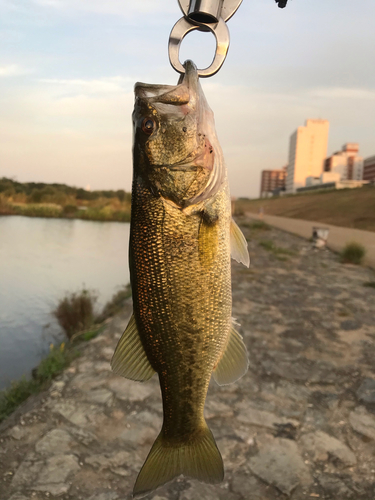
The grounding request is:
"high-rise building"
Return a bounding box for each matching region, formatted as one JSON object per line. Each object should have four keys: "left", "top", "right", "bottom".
{"left": 260, "top": 166, "right": 287, "bottom": 198}
{"left": 363, "top": 155, "right": 375, "bottom": 182}
{"left": 286, "top": 119, "right": 329, "bottom": 193}
{"left": 324, "top": 143, "right": 363, "bottom": 181}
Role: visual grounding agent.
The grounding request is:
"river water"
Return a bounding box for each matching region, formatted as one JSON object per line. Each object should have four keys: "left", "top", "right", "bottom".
{"left": 0, "top": 216, "right": 130, "bottom": 390}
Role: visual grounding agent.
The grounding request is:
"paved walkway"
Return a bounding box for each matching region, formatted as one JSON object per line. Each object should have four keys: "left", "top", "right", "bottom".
{"left": 247, "top": 213, "right": 375, "bottom": 269}
{"left": 1, "top": 217, "right": 375, "bottom": 500}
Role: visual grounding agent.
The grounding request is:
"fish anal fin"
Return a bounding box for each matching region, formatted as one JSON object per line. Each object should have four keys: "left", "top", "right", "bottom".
{"left": 110, "top": 313, "right": 155, "bottom": 382}
{"left": 230, "top": 219, "right": 250, "bottom": 267}
{"left": 133, "top": 424, "right": 223, "bottom": 498}
{"left": 213, "top": 324, "right": 249, "bottom": 386}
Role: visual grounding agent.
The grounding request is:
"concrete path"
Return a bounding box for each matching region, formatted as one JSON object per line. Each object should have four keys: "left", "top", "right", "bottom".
{"left": 247, "top": 213, "right": 375, "bottom": 269}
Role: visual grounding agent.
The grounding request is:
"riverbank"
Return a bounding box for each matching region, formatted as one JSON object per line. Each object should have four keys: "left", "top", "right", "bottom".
{"left": 234, "top": 185, "right": 375, "bottom": 232}
{"left": 1, "top": 216, "right": 375, "bottom": 500}
{"left": 0, "top": 203, "right": 130, "bottom": 222}
{"left": 0, "top": 286, "right": 131, "bottom": 423}
{"left": 0, "top": 177, "right": 131, "bottom": 222}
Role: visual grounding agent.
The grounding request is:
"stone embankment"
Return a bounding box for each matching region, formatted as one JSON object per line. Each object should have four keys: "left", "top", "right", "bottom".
{"left": 1, "top": 216, "right": 375, "bottom": 500}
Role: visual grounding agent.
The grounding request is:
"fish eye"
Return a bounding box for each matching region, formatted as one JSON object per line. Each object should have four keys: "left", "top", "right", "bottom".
{"left": 141, "top": 118, "right": 155, "bottom": 135}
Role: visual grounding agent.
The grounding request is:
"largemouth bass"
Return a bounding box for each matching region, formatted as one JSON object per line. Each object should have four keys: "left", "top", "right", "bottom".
{"left": 111, "top": 60, "right": 249, "bottom": 498}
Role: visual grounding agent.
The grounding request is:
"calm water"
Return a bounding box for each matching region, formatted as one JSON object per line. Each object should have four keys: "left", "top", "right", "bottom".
{"left": 0, "top": 216, "right": 130, "bottom": 390}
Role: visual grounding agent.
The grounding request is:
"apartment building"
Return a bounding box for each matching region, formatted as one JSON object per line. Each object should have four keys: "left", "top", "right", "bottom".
{"left": 324, "top": 143, "right": 363, "bottom": 181}
{"left": 260, "top": 166, "right": 287, "bottom": 197}
{"left": 286, "top": 119, "right": 329, "bottom": 193}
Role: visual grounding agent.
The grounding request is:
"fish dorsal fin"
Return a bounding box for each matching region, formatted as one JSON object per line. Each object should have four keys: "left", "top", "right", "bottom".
{"left": 213, "top": 323, "right": 249, "bottom": 385}
{"left": 230, "top": 219, "right": 250, "bottom": 267}
{"left": 111, "top": 313, "right": 155, "bottom": 382}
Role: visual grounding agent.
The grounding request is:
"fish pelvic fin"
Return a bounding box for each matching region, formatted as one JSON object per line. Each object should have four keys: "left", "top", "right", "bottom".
{"left": 213, "top": 323, "right": 249, "bottom": 386}
{"left": 111, "top": 313, "right": 155, "bottom": 382}
{"left": 133, "top": 423, "right": 224, "bottom": 498}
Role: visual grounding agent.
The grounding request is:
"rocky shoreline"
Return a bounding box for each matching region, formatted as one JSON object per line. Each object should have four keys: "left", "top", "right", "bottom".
{"left": 1, "top": 216, "right": 375, "bottom": 500}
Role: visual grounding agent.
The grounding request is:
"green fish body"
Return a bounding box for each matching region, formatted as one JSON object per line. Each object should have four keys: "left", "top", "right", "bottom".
{"left": 111, "top": 61, "right": 249, "bottom": 498}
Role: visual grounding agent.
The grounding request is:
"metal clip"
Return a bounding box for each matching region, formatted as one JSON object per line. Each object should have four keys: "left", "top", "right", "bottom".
{"left": 169, "top": 0, "right": 242, "bottom": 78}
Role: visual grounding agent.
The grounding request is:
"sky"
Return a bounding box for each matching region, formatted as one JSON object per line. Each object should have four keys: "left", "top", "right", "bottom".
{"left": 1, "top": 0, "right": 374, "bottom": 199}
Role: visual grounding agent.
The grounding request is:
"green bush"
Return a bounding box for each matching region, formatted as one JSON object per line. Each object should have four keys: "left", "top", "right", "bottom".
{"left": 53, "top": 289, "right": 97, "bottom": 339}
{"left": 340, "top": 242, "right": 366, "bottom": 265}
{"left": 62, "top": 204, "right": 77, "bottom": 216}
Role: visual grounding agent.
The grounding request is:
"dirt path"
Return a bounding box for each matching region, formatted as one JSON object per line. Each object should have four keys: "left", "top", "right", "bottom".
{"left": 1, "top": 217, "right": 375, "bottom": 500}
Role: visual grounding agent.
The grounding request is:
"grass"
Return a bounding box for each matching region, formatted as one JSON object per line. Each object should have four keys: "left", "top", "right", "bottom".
{"left": 1, "top": 202, "right": 131, "bottom": 223}
{"left": 339, "top": 242, "right": 366, "bottom": 265}
{"left": 0, "top": 342, "right": 77, "bottom": 423}
{"left": 233, "top": 185, "right": 375, "bottom": 232}
{"left": 53, "top": 289, "right": 97, "bottom": 340}
{"left": 241, "top": 220, "right": 271, "bottom": 231}
{"left": 259, "top": 239, "right": 296, "bottom": 259}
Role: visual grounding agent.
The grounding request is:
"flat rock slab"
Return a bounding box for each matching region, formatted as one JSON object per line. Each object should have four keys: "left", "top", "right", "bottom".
{"left": 35, "top": 428, "right": 76, "bottom": 455}
{"left": 357, "top": 378, "right": 375, "bottom": 405}
{"left": 237, "top": 406, "right": 299, "bottom": 430}
{"left": 87, "top": 493, "right": 119, "bottom": 500}
{"left": 11, "top": 458, "right": 44, "bottom": 488}
{"left": 248, "top": 438, "right": 311, "bottom": 496}
{"left": 108, "top": 377, "right": 157, "bottom": 402}
{"left": 36, "top": 453, "right": 80, "bottom": 485}
{"left": 300, "top": 430, "right": 357, "bottom": 466}
{"left": 349, "top": 406, "right": 375, "bottom": 440}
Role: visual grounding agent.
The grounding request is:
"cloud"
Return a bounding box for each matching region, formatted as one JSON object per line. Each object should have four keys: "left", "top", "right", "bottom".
{"left": 0, "top": 64, "right": 29, "bottom": 77}
{"left": 30, "top": 0, "right": 174, "bottom": 18}
{"left": 309, "top": 87, "right": 375, "bottom": 100}
{"left": 39, "top": 76, "right": 135, "bottom": 95}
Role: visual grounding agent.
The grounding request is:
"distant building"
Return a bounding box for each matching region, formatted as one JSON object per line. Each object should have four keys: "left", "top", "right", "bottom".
{"left": 260, "top": 166, "right": 287, "bottom": 198}
{"left": 324, "top": 143, "right": 363, "bottom": 181}
{"left": 286, "top": 119, "right": 329, "bottom": 193}
{"left": 298, "top": 170, "right": 368, "bottom": 193}
{"left": 363, "top": 155, "right": 375, "bottom": 182}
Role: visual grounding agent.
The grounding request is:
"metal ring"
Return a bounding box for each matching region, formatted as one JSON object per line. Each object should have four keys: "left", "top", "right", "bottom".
{"left": 168, "top": 17, "right": 230, "bottom": 78}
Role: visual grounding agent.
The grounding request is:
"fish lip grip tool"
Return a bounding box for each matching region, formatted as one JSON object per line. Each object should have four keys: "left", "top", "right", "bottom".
{"left": 168, "top": 0, "right": 242, "bottom": 78}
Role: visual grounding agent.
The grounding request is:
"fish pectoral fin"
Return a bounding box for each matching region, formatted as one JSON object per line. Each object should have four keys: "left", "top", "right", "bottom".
{"left": 133, "top": 424, "right": 223, "bottom": 498}
{"left": 198, "top": 208, "right": 219, "bottom": 268}
{"left": 230, "top": 218, "right": 250, "bottom": 267}
{"left": 213, "top": 324, "right": 249, "bottom": 386}
{"left": 110, "top": 313, "right": 155, "bottom": 382}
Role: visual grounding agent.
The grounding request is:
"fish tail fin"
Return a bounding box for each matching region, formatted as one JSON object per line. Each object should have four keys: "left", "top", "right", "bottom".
{"left": 133, "top": 422, "right": 223, "bottom": 498}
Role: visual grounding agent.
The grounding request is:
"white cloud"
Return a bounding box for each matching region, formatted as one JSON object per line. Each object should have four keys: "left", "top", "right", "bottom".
{"left": 30, "top": 0, "right": 174, "bottom": 18}
{"left": 39, "top": 76, "right": 135, "bottom": 95}
{"left": 0, "top": 64, "right": 29, "bottom": 77}
{"left": 309, "top": 87, "right": 375, "bottom": 100}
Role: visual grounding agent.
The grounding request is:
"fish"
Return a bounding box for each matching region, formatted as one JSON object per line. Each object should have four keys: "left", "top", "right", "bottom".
{"left": 111, "top": 60, "right": 249, "bottom": 498}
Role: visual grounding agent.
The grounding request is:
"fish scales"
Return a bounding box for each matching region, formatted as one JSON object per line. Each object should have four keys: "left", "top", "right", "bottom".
{"left": 131, "top": 179, "right": 232, "bottom": 438}
{"left": 111, "top": 60, "right": 249, "bottom": 498}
